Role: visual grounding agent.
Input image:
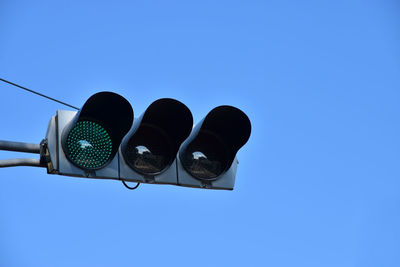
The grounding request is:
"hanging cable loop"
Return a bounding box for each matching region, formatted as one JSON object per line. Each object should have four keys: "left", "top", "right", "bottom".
{"left": 121, "top": 180, "right": 140, "bottom": 190}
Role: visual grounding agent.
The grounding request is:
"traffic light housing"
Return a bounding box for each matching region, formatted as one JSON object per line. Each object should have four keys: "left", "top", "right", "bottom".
{"left": 44, "top": 92, "right": 251, "bottom": 190}
{"left": 119, "top": 98, "right": 193, "bottom": 185}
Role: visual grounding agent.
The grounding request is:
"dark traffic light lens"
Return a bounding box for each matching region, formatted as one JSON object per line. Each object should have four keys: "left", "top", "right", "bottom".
{"left": 124, "top": 125, "right": 172, "bottom": 175}
{"left": 66, "top": 121, "right": 112, "bottom": 169}
{"left": 181, "top": 131, "right": 228, "bottom": 180}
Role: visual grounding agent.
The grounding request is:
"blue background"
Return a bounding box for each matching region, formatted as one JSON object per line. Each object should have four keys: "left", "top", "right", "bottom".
{"left": 1, "top": 1, "right": 399, "bottom": 266}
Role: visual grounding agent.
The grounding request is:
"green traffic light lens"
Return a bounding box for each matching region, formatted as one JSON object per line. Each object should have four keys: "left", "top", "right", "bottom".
{"left": 66, "top": 121, "right": 112, "bottom": 169}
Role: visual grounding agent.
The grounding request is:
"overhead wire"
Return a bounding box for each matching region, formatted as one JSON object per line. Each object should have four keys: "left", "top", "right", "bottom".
{"left": 0, "top": 77, "right": 79, "bottom": 110}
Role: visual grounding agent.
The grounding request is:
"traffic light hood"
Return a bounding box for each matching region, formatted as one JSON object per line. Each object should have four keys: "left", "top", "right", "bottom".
{"left": 179, "top": 105, "right": 251, "bottom": 181}
{"left": 121, "top": 98, "right": 193, "bottom": 176}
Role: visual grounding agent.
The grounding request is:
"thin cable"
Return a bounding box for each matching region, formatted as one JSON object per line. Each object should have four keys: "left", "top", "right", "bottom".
{"left": 121, "top": 180, "right": 140, "bottom": 190}
{"left": 0, "top": 78, "right": 79, "bottom": 110}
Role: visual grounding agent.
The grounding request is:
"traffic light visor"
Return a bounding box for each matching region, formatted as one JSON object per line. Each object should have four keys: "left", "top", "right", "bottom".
{"left": 122, "top": 98, "right": 193, "bottom": 175}
{"left": 180, "top": 106, "right": 251, "bottom": 181}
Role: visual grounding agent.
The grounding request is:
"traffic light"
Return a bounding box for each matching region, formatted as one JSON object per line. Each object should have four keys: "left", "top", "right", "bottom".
{"left": 177, "top": 106, "right": 251, "bottom": 190}
{"left": 44, "top": 91, "right": 251, "bottom": 190}
{"left": 119, "top": 98, "right": 193, "bottom": 185}
{"left": 45, "top": 92, "right": 133, "bottom": 179}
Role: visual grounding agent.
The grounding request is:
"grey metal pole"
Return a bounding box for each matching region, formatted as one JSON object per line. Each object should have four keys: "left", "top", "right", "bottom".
{"left": 0, "top": 158, "right": 42, "bottom": 168}
{"left": 0, "top": 140, "right": 40, "bottom": 154}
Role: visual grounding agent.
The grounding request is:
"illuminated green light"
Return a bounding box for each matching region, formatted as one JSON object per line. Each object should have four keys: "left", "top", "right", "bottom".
{"left": 66, "top": 121, "right": 112, "bottom": 169}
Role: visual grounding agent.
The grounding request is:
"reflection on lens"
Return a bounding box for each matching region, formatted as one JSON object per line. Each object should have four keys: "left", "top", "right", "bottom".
{"left": 181, "top": 131, "right": 228, "bottom": 180}
{"left": 131, "top": 145, "right": 166, "bottom": 174}
{"left": 66, "top": 121, "right": 112, "bottom": 169}
{"left": 185, "top": 150, "right": 222, "bottom": 179}
{"left": 125, "top": 125, "right": 172, "bottom": 175}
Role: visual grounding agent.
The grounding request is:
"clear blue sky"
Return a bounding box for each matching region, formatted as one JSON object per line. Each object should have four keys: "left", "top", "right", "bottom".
{"left": 1, "top": 1, "right": 399, "bottom": 266}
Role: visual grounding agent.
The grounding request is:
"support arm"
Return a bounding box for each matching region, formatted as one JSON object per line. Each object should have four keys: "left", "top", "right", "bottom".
{"left": 0, "top": 140, "right": 40, "bottom": 154}
{"left": 0, "top": 158, "right": 42, "bottom": 168}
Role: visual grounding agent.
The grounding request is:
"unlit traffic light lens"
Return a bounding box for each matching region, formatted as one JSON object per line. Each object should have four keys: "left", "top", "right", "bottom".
{"left": 124, "top": 124, "right": 172, "bottom": 175}
{"left": 66, "top": 121, "right": 112, "bottom": 169}
{"left": 181, "top": 131, "right": 228, "bottom": 180}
